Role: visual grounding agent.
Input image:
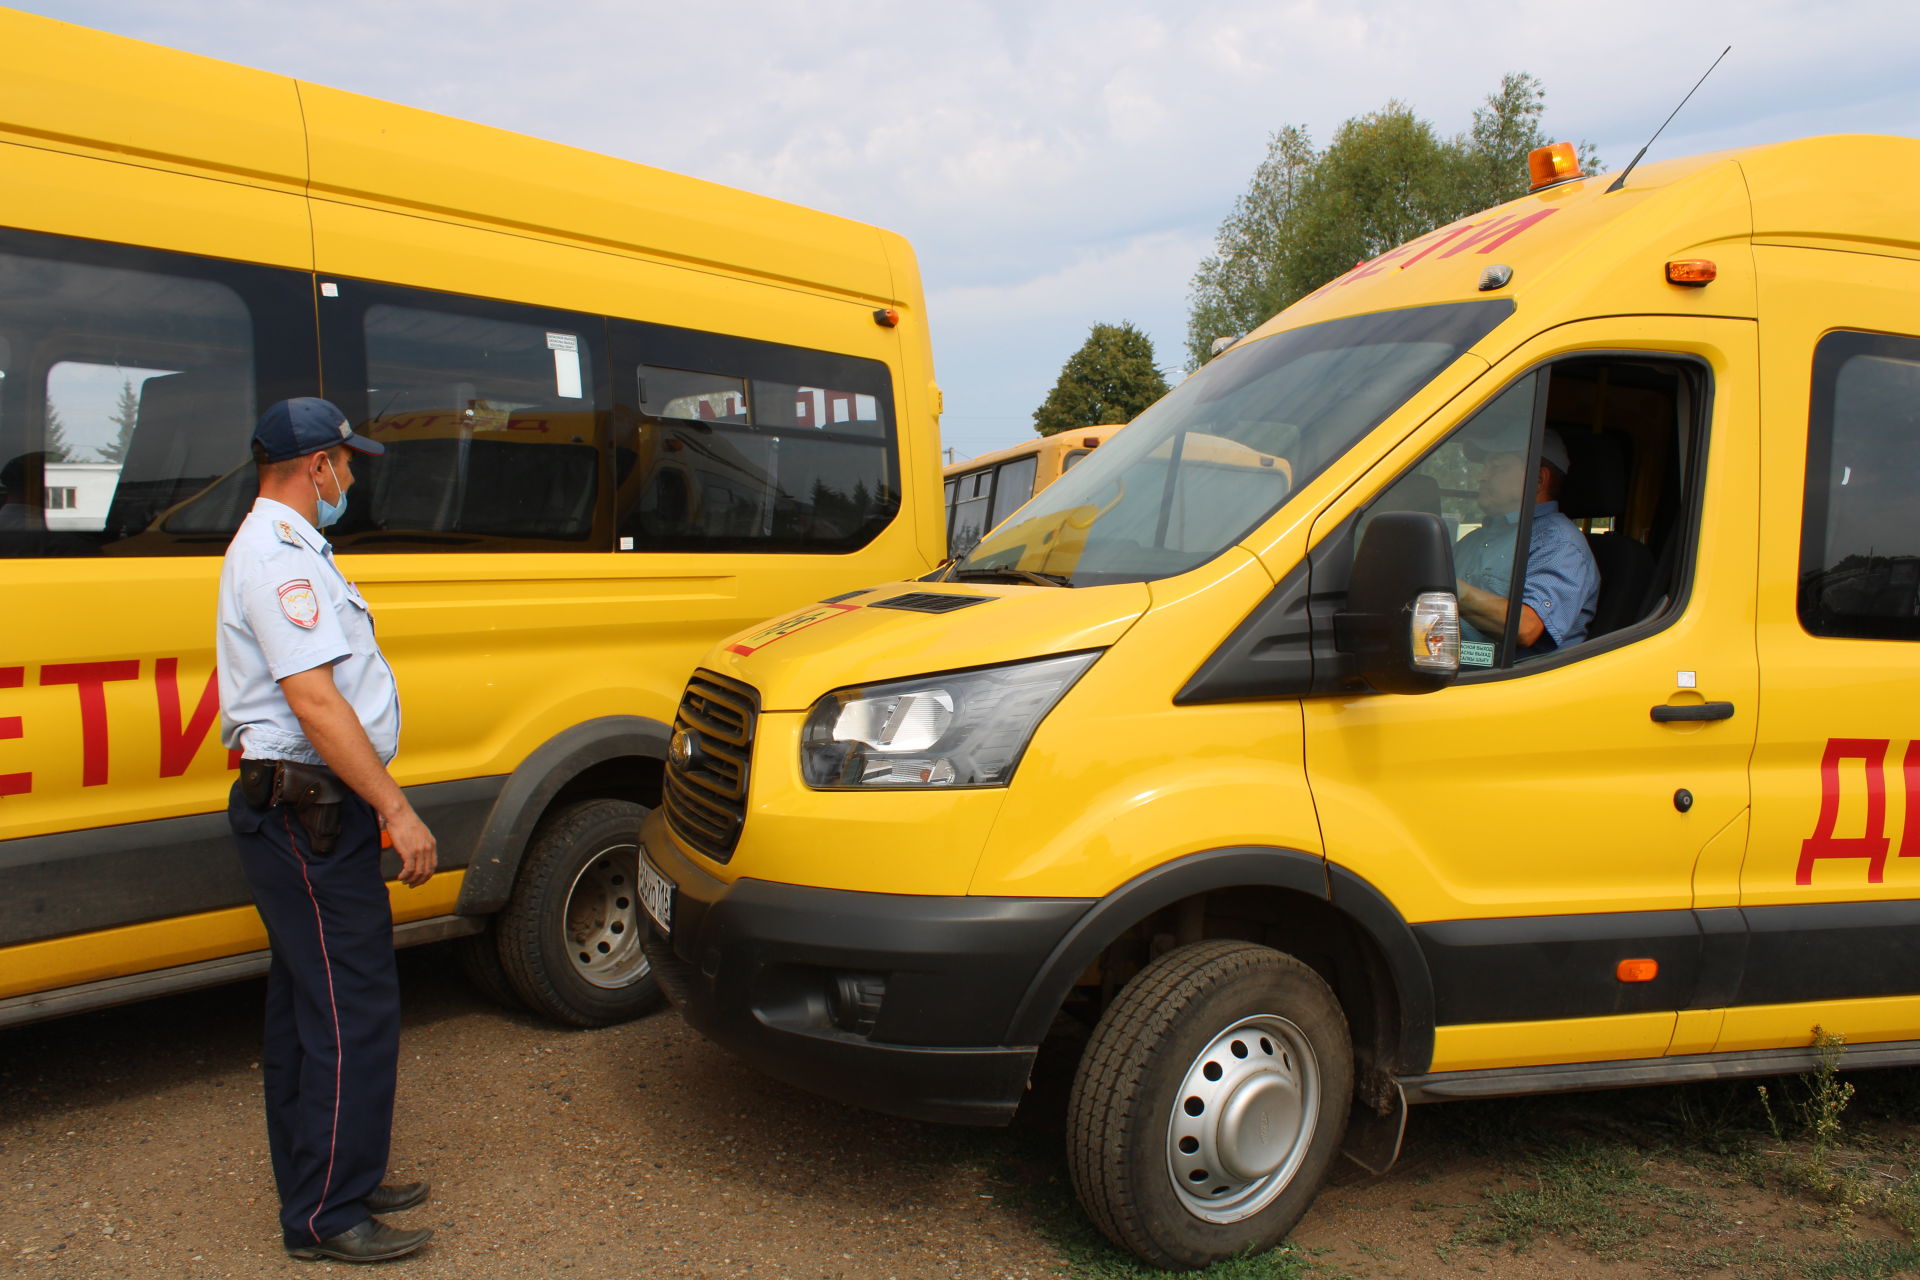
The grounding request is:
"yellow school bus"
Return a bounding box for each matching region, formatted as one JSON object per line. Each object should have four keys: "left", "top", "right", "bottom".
{"left": 640, "top": 135, "right": 1920, "bottom": 1265}
{"left": 0, "top": 10, "right": 945, "bottom": 1030}
{"left": 942, "top": 425, "right": 1122, "bottom": 558}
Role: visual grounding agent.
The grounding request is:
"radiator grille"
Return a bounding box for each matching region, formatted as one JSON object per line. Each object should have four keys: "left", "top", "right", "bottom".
{"left": 662, "top": 669, "right": 758, "bottom": 863}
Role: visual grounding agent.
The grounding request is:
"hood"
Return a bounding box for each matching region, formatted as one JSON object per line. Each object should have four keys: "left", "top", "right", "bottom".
{"left": 707, "top": 579, "right": 1153, "bottom": 711}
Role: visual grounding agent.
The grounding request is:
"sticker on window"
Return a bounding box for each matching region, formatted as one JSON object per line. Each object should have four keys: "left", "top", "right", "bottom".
{"left": 547, "top": 332, "right": 583, "bottom": 400}
{"left": 1460, "top": 640, "right": 1497, "bottom": 668}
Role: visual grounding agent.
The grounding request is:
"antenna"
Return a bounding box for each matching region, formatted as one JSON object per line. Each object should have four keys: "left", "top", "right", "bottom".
{"left": 1607, "top": 45, "right": 1731, "bottom": 194}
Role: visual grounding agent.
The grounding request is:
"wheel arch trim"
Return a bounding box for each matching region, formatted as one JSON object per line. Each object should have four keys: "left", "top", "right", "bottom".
{"left": 1003, "top": 848, "right": 1436, "bottom": 1072}
{"left": 456, "top": 715, "right": 670, "bottom": 916}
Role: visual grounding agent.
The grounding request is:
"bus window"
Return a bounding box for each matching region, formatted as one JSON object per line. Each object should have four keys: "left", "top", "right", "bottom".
{"left": 949, "top": 469, "right": 994, "bottom": 557}
{"left": 317, "top": 284, "right": 609, "bottom": 550}
{"left": 0, "top": 228, "right": 317, "bottom": 556}
{"left": 615, "top": 322, "right": 899, "bottom": 554}
{"left": 990, "top": 455, "right": 1038, "bottom": 525}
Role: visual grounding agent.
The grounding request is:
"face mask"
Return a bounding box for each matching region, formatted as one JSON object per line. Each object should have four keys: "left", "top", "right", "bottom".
{"left": 313, "top": 454, "right": 348, "bottom": 529}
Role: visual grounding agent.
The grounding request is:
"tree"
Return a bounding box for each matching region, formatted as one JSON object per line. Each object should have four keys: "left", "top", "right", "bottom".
{"left": 42, "top": 401, "right": 74, "bottom": 463}
{"left": 1185, "top": 74, "right": 1599, "bottom": 369}
{"left": 96, "top": 377, "right": 140, "bottom": 464}
{"left": 1033, "top": 321, "right": 1170, "bottom": 437}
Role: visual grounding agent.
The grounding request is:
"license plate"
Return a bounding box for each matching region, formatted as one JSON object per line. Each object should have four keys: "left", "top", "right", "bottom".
{"left": 637, "top": 852, "right": 675, "bottom": 936}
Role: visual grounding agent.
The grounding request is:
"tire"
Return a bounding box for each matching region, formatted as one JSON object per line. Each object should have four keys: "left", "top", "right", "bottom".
{"left": 453, "top": 925, "right": 524, "bottom": 1011}
{"left": 1066, "top": 939, "right": 1353, "bottom": 1270}
{"left": 497, "top": 798, "right": 662, "bottom": 1027}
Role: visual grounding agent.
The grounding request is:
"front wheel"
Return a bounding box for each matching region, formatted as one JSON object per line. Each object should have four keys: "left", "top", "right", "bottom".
{"left": 1066, "top": 939, "right": 1353, "bottom": 1270}
{"left": 497, "top": 798, "right": 662, "bottom": 1027}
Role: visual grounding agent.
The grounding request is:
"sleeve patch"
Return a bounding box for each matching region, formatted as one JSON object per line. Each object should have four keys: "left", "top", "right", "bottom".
{"left": 277, "top": 580, "right": 321, "bottom": 629}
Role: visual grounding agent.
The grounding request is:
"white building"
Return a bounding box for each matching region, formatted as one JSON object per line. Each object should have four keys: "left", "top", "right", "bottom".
{"left": 43, "top": 462, "right": 120, "bottom": 531}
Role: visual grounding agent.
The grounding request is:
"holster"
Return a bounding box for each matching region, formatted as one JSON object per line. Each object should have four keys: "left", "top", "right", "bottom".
{"left": 243, "top": 758, "right": 349, "bottom": 854}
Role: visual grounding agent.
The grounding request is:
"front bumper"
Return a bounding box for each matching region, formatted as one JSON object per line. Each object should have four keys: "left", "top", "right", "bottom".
{"left": 639, "top": 807, "right": 1090, "bottom": 1125}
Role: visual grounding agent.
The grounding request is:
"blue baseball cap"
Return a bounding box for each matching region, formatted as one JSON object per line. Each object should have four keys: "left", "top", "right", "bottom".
{"left": 252, "top": 397, "right": 385, "bottom": 462}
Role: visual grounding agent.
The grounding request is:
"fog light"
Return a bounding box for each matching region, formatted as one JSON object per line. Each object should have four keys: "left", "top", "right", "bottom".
{"left": 830, "top": 972, "right": 887, "bottom": 1036}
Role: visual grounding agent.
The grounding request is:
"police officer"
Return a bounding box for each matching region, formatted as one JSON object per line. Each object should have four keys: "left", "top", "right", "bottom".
{"left": 217, "top": 397, "right": 439, "bottom": 1263}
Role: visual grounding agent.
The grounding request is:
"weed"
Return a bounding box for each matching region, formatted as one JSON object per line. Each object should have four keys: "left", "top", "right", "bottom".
{"left": 1451, "top": 1139, "right": 1682, "bottom": 1259}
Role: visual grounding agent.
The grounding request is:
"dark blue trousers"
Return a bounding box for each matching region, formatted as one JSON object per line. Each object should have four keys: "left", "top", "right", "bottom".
{"left": 228, "top": 782, "right": 398, "bottom": 1246}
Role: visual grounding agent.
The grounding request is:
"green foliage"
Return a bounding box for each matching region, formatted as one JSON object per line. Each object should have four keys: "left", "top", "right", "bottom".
{"left": 1033, "top": 321, "right": 1170, "bottom": 438}
{"left": 42, "top": 401, "right": 74, "bottom": 463}
{"left": 1185, "top": 73, "right": 1600, "bottom": 369}
{"left": 95, "top": 377, "right": 140, "bottom": 464}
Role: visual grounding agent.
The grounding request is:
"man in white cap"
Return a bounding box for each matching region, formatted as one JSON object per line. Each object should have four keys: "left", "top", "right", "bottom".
{"left": 1454, "top": 427, "right": 1601, "bottom": 658}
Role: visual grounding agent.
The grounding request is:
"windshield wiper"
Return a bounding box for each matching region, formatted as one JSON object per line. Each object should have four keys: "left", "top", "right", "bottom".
{"left": 950, "top": 566, "right": 1072, "bottom": 588}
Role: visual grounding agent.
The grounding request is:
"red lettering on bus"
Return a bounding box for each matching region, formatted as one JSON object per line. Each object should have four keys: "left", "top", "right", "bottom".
{"left": 40, "top": 660, "right": 140, "bottom": 788}
{"left": 1436, "top": 209, "right": 1559, "bottom": 259}
{"left": 0, "top": 665, "right": 27, "bottom": 797}
{"left": 1797, "top": 737, "right": 1892, "bottom": 885}
{"left": 1900, "top": 740, "right": 1920, "bottom": 863}
{"left": 156, "top": 658, "right": 225, "bottom": 778}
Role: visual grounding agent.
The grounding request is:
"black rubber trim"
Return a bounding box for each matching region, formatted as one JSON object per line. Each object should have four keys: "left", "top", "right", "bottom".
{"left": 641, "top": 808, "right": 1088, "bottom": 1124}
{"left": 1328, "top": 864, "right": 1439, "bottom": 1073}
{"left": 0, "top": 775, "right": 501, "bottom": 948}
{"left": 1401, "top": 1038, "right": 1920, "bottom": 1104}
{"left": 1416, "top": 899, "right": 1920, "bottom": 1027}
{"left": 1005, "top": 847, "right": 1331, "bottom": 1042}
{"left": 457, "top": 715, "right": 669, "bottom": 914}
{"left": 1738, "top": 899, "right": 1920, "bottom": 1006}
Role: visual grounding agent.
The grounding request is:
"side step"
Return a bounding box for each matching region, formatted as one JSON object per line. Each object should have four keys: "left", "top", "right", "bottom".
{"left": 1399, "top": 1039, "right": 1920, "bottom": 1104}
{"left": 0, "top": 914, "right": 483, "bottom": 1029}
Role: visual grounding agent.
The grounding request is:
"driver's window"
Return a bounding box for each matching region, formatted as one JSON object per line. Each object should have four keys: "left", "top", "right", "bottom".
{"left": 1367, "top": 374, "right": 1536, "bottom": 669}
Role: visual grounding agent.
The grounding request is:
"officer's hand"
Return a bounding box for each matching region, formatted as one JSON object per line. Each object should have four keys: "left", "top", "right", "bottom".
{"left": 386, "top": 810, "right": 438, "bottom": 887}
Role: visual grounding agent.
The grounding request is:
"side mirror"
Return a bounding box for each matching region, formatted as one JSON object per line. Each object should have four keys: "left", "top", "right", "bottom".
{"left": 1333, "top": 512, "right": 1460, "bottom": 695}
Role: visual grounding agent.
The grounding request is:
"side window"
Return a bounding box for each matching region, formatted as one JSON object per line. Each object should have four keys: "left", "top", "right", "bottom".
{"left": 949, "top": 469, "right": 994, "bottom": 558}
{"left": 1370, "top": 376, "right": 1535, "bottom": 668}
{"left": 1366, "top": 356, "right": 1706, "bottom": 672}
{"left": 0, "top": 227, "right": 313, "bottom": 556}
{"left": 318, "top": 283, "right": 608, "bottom": 551}
{"left": 1798, "top": 332, "right": 1920, "bottom": 640}
{"left": 614, "top": 321, "right": 898, "bottom": 554}
{"left": 991, "top": 455, "right": 1038, "bottom": 525}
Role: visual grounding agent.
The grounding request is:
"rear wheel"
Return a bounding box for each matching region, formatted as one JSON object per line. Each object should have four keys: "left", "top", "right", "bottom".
{"left": 498, "top": 798, "right": 661, "bottom": 1027}
{"left": 1066, "top": 939, "right": 1352, "bottom": 1270}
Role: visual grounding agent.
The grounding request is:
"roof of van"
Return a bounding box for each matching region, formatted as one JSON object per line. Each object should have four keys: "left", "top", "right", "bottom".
{"left": 1246, "top": 134, "right": 1920, "bottom": 344}
{"left": 0, "top": 9, "right": 903, "bottom": 303}
{"left": 945, "top": 425, "right": 1125, "bottom": 478}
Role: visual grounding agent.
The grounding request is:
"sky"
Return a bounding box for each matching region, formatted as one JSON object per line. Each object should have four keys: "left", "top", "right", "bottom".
{"left": 21, "top": 0, "right": 1920, "bottom": 462}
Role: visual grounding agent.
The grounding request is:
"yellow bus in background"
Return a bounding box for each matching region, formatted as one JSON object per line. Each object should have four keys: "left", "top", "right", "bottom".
{"left": 0, "top": 10, "right": 945, "bottom": 1029}
{"left": 942, "top": 425, "right": 1121, "bottom": 558}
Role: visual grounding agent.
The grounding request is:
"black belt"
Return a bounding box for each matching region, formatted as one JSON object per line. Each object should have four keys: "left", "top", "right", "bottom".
{"left": 239, "top": 758, "right": 350, "bottom": 853}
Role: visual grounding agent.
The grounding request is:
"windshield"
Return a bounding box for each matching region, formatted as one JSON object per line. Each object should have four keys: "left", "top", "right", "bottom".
{"left": 958, "top": 299, "right": 1513, "bottom": 586}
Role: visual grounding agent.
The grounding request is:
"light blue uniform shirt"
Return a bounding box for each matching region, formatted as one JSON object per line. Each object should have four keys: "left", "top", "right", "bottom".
{"left": 217, "top": 497, "right": 401, "bottom": 765}
{"left": 1454, "top": 499, "right": 1600, "bottom": 653}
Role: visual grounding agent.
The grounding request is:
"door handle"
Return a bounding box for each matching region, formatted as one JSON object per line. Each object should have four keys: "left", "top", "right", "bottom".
{"left": 1650, "top": 701, "right": 1735, "bottom": 723}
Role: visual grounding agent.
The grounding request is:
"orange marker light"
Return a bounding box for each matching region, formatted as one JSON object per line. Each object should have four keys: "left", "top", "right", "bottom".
{"left": 872, "top": 307, "right": 900, "bottom": 327}
{"left": 1666, "top": 259, "right": 1718, "bottom": 286}
{"left": 1083, "top": 436, "right": 1101, "bottom": 447}
{"left": 1527, "top": 142, "right": 1583, "bottom": 191}
{"left": 1616, "top": 958, "right": 1659, "bottom": 983}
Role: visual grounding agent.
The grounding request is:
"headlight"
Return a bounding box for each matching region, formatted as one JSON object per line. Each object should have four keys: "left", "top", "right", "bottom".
{"left": 801, "top": 651, "right": 1100, "bottom": 789}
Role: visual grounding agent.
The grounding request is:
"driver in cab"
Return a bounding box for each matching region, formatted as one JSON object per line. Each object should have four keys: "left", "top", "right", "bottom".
{"left": 1453, "top": 428, "right": 1600, "bottom": 658}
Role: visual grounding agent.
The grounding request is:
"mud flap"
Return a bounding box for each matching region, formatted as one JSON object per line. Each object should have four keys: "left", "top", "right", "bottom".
{"left": 1340, "top": 1077, "right": 1407, "bottom": 1176}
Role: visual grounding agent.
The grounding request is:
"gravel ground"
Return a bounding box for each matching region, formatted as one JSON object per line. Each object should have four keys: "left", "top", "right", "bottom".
{"left": 0, "top": 945, "right": 1063, "bottom": 1279}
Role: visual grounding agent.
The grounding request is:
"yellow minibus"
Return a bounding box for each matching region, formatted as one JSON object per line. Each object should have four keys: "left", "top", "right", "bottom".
{"left": 942, "top": 425, "right": 1121, "bottom": 558}
{"left": 0, "top": 10, "right": 945, "bottom": 1030}
{"left": 641, "top": 134, "right": 1920, "bottom": 1265}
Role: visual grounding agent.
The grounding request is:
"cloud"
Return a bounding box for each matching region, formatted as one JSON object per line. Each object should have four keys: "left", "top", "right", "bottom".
{"left": 26, "top": 0, "right": 1920, "bottom": 462}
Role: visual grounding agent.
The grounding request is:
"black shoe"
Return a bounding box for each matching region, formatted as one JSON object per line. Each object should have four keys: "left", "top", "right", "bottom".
{"left": 364, "top": 1180, "right": 430, "bottom": 1213}
{"left": 287, "top": 1218, "right": 433, "bottom": 1262}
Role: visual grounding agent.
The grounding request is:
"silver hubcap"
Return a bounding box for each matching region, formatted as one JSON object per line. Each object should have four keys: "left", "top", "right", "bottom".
{"left": 563, "top": 842, "right": 650, "bottom": 990}
{"left": 1166, "top": 1014, "right": 1320, "bottom": 1223}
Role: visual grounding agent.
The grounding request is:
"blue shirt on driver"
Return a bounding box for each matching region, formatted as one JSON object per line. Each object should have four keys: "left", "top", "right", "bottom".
{"left": 1454, "top": 499, "right": 1600, "bottom": 657}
